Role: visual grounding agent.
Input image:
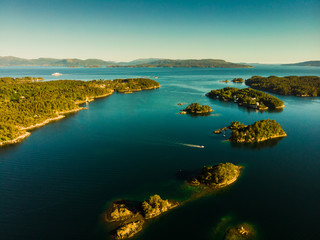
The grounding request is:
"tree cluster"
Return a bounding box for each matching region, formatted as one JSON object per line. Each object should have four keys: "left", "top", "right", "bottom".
{"left": 184, "top": 103, "right": 213, "bottom": 113}
{"left": 0, "top": 77, "right": 160, "bottom": 142}
{"left": 206, "top": 87, "right": 284, "bottom": 109}
{"left": 245, "top": 75, "right": 320, "bottom": 96}
{"left": 229, "top": 119, "right": 286, "bottom": 143}
{"left": 195, "top": 163, "right": 240, "bottom": 186}
{"left": 232, "top": 78, "right": 244, "bottom": 83}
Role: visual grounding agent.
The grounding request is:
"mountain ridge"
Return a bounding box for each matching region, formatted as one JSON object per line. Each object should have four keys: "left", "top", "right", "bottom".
{"left": 0, "top": 56, "right": 252, "bottom": 68}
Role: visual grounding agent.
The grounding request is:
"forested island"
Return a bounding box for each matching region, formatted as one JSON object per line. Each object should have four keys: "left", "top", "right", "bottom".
{"left": 181, "top": 103, "right": 213, "bottom": 114}
{"left": 206, "top": 87, "right": 285, "bottom": 110}
{"left": 105, "top": 195, "right": 179, "bottom": 239}
{"left": 0, "top": 77, "right": 160, "bottom": 146}
{"left": 188, "top": 163, "right": 241, "bottom": 188}
{"left": 245, "top": 75, "right": 320, "bottom": 96}
{"left": 217, "top": 119, "right": 287, "bottom": 143}
{"left": 282, "top": 61, "right": 320, "bottom": 67}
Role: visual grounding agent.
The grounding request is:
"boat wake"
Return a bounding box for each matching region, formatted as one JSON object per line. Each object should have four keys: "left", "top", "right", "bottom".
{"left": 179, "top": 143, "right": 205, "bottom": 148}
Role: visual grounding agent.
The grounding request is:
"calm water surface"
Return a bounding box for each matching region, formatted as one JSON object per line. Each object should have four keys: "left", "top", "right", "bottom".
{"left": 0, "top": 66, "right": 319, "bottom": 240}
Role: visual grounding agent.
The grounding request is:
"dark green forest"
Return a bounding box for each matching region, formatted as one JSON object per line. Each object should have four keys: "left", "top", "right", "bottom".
{"left": 206, "top": 87, "right": 284, "bottom": 110}
{"left": 190, "top": 163, "right": 240, "bottom": 186}
{"left": 228, "top": 119, "right": 286, "bottom": 143}
{"left": 245, "top": 76, "right": 320, "bottom": 96}
{"left": 0, "top": 77, "right": 160, "bottom": 143}
{"left": 184, "top": 103, "right": 213, "bottom": 114}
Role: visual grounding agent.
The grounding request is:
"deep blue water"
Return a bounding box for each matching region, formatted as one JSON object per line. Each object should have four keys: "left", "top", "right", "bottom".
{"left": 0, "top": 66, "right": 320, "bottom": 240}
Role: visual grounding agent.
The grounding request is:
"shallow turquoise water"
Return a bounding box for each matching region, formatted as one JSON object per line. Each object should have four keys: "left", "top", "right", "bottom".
{"left": 0, "top": 66, "right": 319, "bottom": 240}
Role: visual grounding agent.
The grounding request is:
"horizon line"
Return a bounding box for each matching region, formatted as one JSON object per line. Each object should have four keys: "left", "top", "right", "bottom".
{"left": 0, "top": 55, "right": 319, "bottom": 65}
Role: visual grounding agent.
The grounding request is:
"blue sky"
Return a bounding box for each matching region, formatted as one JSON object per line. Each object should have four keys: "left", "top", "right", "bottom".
{"left": 0, "top": 0, "right": 319, "bottom": 63}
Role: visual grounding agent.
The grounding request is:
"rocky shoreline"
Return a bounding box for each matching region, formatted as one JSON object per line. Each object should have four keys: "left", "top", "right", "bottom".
{"left": 188, "top": 164, "right": 242, "bottom": 189}
{"left": 0, "top": 132, "right": 31, "bottom": 146}
{"left": 105, "top": 195, "right": 178, "bottom": 239}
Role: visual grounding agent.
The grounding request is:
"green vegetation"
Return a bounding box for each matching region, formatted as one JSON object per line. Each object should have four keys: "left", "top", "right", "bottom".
{"left": 183, "top": 103, "right": 213, "bottom": 114}
{"left": 282, "top": 61, "right": 320, "bottom": 67}
{"left": 206, "top": 87, "right": 284, "bottom": 110}
{"left": 0, "top": 76, "right": 44, "bottom": 83}
{"left": 141, "top": 194, "right": 178, "bottom": 219}
{"left": 106, "top": 195, "right": 178, "bottom": 239}
{"left": 125, "top": 59, "right": 252, "bottom": 68}
{"left": 224, "top": 223, "right": 255, "bottom": 240}
{"left": 189, "top": 162, "right": 241, "bottom": 188}
{"left": 229, "top": 119, "right": 286, "bottom": 143}
{"left": 0, "top": 77, "right": 160, "bottom": 145}
{"left": 113, "top": 78, "right": 160, "bottom": 93}
{"left": 245, "top": 75, "right": 320, "bottom": 96}
{"left": 232, "top": 78, "right": 244, "bottom": 83}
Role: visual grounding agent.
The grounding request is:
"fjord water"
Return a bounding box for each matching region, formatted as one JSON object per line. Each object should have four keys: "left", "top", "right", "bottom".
{"left": 0, "top": 66, "right": 320, "bottom": 240}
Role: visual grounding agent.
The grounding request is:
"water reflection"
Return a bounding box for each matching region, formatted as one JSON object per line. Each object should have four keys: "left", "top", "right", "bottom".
{"left": 230, "top": 137, "right": 285, "bottom": 150}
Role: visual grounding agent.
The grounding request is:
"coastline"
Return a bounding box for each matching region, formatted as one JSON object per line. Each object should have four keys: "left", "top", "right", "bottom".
{"left": 0, "top": 86, "right": 157, "bottom": 147}
{"left": 233, "top": 133, "right": 287, "bottom": 143}
{"left": 0, "top": 132, "right": 31, "bottom": 146}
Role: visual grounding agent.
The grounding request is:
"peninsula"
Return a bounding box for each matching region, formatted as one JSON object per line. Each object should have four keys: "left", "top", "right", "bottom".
{"left": 0, "top": 77, "right": 160, "bottom": 146}
{"left": 105, "top": 195, "right": 179, "bottom": 239}
{"left": 206, "top": 87, "right": 285, "bottom": 110}
{"left": 245, "top": 75, "right": 320, "bottom": 97}
{"left": 215, "top": 119, "right": 287, "bottom": 143}
{"left": 188, "top": 162, "right": 241, "bottom": 189}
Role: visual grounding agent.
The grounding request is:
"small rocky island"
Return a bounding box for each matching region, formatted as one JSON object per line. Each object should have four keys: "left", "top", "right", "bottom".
{"left": 206, "top": 87, "right": 285, "bottom": 110}
{"left": 105, "top": 195, "right": 179, "bottom": 239}
{"left": 232, "top": 78, "right": 244, "bottom": 83}
{"left": 188, "top": 162, "right": 241, "bottom": 189}
{"left": 215, "top": 119, "right": 287, "bottom": 143}
{"left": 224, "top": 223, "right": 255, "bottom": 240}
{"left": 180, "top": 103, "right": 213, "bottom": 115}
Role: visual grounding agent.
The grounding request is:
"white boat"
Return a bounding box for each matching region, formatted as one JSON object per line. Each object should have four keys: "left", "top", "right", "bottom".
{"left": 52, "top": 72, "right": 62, "bottom": 76}
{"left": 200, "top": 145, "right": 205, "bottom": 148}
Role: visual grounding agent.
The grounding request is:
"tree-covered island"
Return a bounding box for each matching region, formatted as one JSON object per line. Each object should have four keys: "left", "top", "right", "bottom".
{"left": 245, "top": 75, "right": 320, "bottom": 97}
{"left": 188, "top": 162, "right": 241, "bottom": 189}
{"left": 0, "top": 77, "right": 160, "bottom": 146}
{"left": 105, "top": 195, "right": 179, "bottom": 239}
{"left": 232, "top": 78, "right": 244, "bottom": 83}
{"left": 181, "top": 103, "right": 213, "bottom": 114}
{"left": 206, "top": 87, "right": 285, "bottom": 110}
{"left": 215, "top": 119, "right": 287, "bottom": 143}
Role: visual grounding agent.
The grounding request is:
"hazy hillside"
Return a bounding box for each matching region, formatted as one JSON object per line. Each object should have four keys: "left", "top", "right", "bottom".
{"left": 127, "top": 59, "right": 253, "bottom": 68}
{"left": 0, "top": 56, "right": 115, "bottom": 67}
{"left": 282, "top": 61, "right": 320, "bottom": 67}
{"left": 0, "top": 56, "right": 252, "bottom": 68}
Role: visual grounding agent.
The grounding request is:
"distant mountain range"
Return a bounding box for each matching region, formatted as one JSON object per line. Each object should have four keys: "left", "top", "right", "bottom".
{"left": 113, "top": 59, "right": 253, "bottom": 68}
{"left": 282, "top": 61, "right": 320, "bottom": 67}
{"left": 0, "top": 56, "right": 252, "bottom": 68}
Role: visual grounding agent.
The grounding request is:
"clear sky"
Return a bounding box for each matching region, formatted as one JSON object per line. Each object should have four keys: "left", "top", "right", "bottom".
{"left": 0, "top": 0, "right": 319, "bottom": 63}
